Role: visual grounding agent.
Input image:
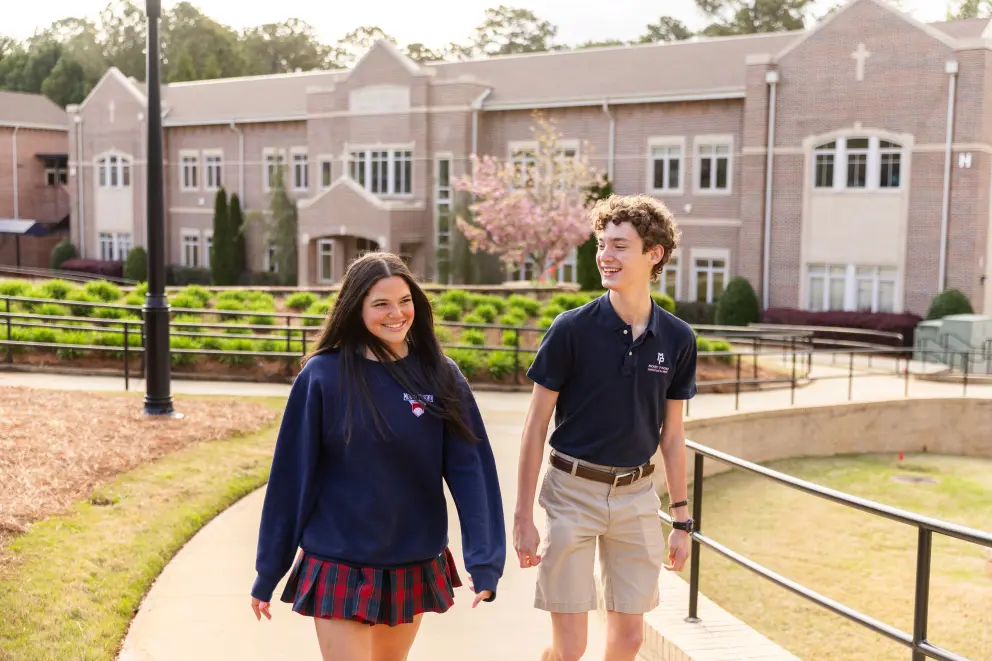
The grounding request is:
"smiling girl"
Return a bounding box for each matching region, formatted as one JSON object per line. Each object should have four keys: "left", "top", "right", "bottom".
{"left": 249, "top": 252, "right": 505, "bottom": 661}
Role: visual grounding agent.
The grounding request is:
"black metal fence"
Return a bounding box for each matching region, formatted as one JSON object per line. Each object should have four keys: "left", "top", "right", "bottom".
{"left": 1, "top": 294, "right": 989, "bottom": 400}
{"left": 658, "top": 442, "right": 992, "bottom": 661}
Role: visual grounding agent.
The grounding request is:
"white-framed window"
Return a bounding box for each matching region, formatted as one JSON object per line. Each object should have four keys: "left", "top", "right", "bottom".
{"left": 648, "top": 138, "right": 684, "bottom": 194}
{"left": 263, "top": 245, "right": 278, "bottom": 274}
{"left": 695, "top": 136, "right": 732, "bottom": 194}
{"left": 660, "top": 255, "right": 681, "bottom": 300}
{"left": 180, "top": 151, "right": 199, "bottom": 191}
{"left": 435, "top": 156, "right": 452, "bottom": 283}
{"left": 204, "top": 230, "right": 213, "bottom": 269}
{"left": 319, "top": 158, "right": 333, "bottom": 190}
{"left": 347, "top": 147, "right": 413, "bottom": 195}
{"left": 96, "top": 155, "right": 131, "bottom": 188}
{"left": 317, "top": 239, "right": 334, "bottom": 283}
{"left": 508, "top": 140, "right": 578, "bottom": 190}
{"left": 99, "top": 232, "right": 132, "bottom": 261}
{"left": 181, "top": 230, "right": 201, "bottom": 267}
{"left": 204, "top": 152, "right": 223, "bottom": 191}
{"left": 691, "top": 249, "right": 729, "bottom": 303}
{"left": 807, "top": 263, "right": 898, "bottom": 312}
{"left": 264, "top": 149, "right": 285, "bottom": 191}
{"left": 292, "top": 149, "right": 308, "bottom": 191}
{"left": 812, "top": 137, "right": 904, "bottom": 191}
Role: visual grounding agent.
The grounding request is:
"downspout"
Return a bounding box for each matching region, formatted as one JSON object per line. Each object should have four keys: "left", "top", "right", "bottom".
{"left": 762, "top": 70, "right": 779, "bottom": 310}
{"left": 471, "top": 88, "right": 492, "bottom": 158}
{"left": 229, "top": 120, "right": 245, "bottom": 199}
{"left": 11, "top": 126, "right": 19, "bottom": 220}
{"left": 938, "top": 60, "right": 959, "bottom": 294}
{"left": 601, "top": 100, "right": 615, "bottom": 181}
{"left": 74, "top": 116, "right": 86, "bottom": 257}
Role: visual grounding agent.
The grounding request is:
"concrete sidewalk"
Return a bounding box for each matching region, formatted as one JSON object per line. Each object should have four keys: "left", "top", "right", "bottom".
{"left": 3, "top": 370, "right": 991, "bottom": 660}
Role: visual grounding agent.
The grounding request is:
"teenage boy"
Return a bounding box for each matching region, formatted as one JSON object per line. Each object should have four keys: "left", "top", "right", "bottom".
{"left": 514, "top": 194, "right": 697, "bottom": 661}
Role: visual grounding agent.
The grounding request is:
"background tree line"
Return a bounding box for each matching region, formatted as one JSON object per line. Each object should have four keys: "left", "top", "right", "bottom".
{"left": 0, "top": 0, "right": 843, "bottom": 108}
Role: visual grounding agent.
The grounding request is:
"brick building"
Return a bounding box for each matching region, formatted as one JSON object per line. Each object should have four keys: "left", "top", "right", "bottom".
{"left": 66, "top": 0, "right": 992, "bottom": 313}
{"left": 0, "top": 91, "right": 70, "bottom": 269}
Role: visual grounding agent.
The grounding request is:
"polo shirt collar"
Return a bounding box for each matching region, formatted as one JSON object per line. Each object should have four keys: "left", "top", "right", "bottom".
{"left": 597, "top": 292, "right": 664, "bottom": 336}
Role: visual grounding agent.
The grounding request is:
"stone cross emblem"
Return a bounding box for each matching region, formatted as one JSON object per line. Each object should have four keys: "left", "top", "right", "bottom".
{"left": 851, "top": 43, "right": 871, "bottom": 82}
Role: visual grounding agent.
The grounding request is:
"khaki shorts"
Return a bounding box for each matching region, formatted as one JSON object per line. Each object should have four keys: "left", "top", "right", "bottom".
{"left": 534, "top": 451, "right": 666, "bottom": 614}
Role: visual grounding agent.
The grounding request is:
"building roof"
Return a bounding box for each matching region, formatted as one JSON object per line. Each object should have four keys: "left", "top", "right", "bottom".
{"left": 110, "top": 12, "right": 989, "bottom": 126}
{"left": 0, "top": 91, "right": 68, "bottom": 130}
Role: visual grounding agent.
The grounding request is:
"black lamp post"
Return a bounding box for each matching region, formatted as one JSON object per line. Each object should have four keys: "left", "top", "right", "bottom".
{"left": 143, "top": 0, "right": 178, "bottom": 417}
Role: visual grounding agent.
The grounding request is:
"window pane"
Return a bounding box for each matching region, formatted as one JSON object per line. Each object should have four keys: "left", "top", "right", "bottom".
{"left": 439, "top": 159, "right": 450, "bottom": 187}
{"left": 809, "top": 277, "right": 824, "bottom": 311}
{"left": 829, "top": 279, "right": 846, "bottom": 310}
{"left": 847, "top": 154, "right": 867, "bottom": 188}
{"left": 700, "top": 158, "right": 712, "bottom": 189}
{"left": 712, "top": 270, "right": 725, "bottom": 299}
{"left": 716, "top": 158, "right": 728, "bottom": 189}
{"left": 817, "top": 141, "right": 837, "bottom": 150}
{"left": 857, "top": 278, "right": 874, "bottom": 310}
{"left": 652, "top": 158, "right": 665, "bottom": 189}
{"left": 322, "top": 161, "right": 332, "bottom": 187}
{"left": 668, "top": 158, "right": 680, "bottom": 189}
{"left": 879, "top": 140, "right": 900, "bottom": 149}
{"left": 815, "top": 154, "right": 834, "bottom": 188}
{"left": 880, "top": 153, "right": 900, "bottom": 188}
{"left": 878, "top": 281, "right": 895, "bottom": 312}
{"left": 847, "top": 138, "right": 870, "bottom": 149}
{"left": 403, "top": 157, "right": 412, "bottom": 194}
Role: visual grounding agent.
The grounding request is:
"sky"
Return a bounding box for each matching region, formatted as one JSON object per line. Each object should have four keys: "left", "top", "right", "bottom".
{"left": 2, "top": 0, "right": 961, "bottom": 47}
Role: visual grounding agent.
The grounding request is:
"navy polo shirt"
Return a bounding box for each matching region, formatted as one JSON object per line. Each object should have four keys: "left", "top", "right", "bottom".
{"left": 527, "top": 292, "right": 697, "bottom": 467}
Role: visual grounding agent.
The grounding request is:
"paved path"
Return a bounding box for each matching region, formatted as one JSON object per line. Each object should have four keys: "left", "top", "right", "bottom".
{"left": 2, "top": 370, "right": 991, "bottom": 660}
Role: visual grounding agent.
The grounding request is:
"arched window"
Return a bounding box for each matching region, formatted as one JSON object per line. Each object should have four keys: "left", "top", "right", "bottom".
{"left": 96, "top": 154, "right": 132, "bottom": 188}
{"left": 812, "top": 137, "right": 902, "bottom": 191}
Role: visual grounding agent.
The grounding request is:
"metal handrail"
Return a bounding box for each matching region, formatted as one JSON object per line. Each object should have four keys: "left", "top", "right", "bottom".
{"left": 659, "top": 442, "right": 992, "bottom": 661}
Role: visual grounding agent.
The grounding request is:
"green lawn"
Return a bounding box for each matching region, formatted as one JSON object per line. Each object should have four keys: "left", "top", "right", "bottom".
{"left": 0, "top": 394, "right": 285, "bottom": 661}
{"left": 667, "top": 453, "right": 992, "bottom": 661}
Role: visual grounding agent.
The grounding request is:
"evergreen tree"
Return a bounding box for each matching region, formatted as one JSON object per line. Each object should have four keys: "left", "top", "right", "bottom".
{"left": 211, "top": 186, "right": 231, "bottom": 284}
{"left": 229, "top": 192, "right": 247, "bottom": 281}
{"left": 267, "top": 168, "right": 298, "bottom": 286}
{"left": 576, "top": 176, "right": 614, "bottom": 290}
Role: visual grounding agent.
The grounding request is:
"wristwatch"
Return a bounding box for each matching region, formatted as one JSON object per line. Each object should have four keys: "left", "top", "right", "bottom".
{"left": 672, "top": 518, "right": 694, "bottom": 534}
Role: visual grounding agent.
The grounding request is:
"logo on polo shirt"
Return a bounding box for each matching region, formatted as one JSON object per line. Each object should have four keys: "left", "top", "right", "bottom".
{"left": 403, "top": 392, "right": 434, "bottom": 417}
{"left": 648, "top": 353, "right": 669, "bottom": 374}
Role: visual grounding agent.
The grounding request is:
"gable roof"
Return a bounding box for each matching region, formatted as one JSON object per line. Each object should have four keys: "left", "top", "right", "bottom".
{"left": 0, "top": 91, "right": 68, "bottom": 130}
{"left": 82, "top": 8, "right": 989, "bottom": 127}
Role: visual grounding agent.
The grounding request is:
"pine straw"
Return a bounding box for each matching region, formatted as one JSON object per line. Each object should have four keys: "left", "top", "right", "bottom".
{"left": 0, "top": 385, "right": 279, "bottom": 549}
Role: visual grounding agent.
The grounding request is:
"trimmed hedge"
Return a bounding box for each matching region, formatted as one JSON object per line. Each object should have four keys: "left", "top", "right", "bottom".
{"left": 762, "top": 308, "right": 922, "bottom": 347}
{"left": 715, "top": 277, "right": 761, "bottom": 327}
{"left": 926, "top": 289, "right": 973, "bottom": 320}
{"left": 60, "top": 259, "right": 123, "bottom": 279}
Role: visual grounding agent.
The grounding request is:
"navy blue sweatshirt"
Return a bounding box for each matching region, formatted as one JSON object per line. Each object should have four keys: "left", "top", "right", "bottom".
{"left": 251, "top": 349, "right": 506, "bottom": 604}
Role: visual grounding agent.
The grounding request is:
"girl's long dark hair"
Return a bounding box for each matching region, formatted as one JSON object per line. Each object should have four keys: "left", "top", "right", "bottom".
{"left": 302, "top": 251, "right": 477, "bottom": 444}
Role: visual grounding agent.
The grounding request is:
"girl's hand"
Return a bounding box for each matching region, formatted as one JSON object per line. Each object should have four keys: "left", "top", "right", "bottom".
{"left": 251, "top": 597, "right": 271, "bottom": 621}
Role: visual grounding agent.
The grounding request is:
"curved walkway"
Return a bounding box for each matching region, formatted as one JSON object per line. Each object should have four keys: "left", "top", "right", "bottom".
{"left": 3, "top": 370, "right": 990, "bottom": 660}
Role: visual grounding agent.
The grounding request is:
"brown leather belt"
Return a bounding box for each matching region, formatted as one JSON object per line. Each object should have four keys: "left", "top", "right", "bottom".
{"left": 550, "top": 452, "right": 655, "bottom": 487}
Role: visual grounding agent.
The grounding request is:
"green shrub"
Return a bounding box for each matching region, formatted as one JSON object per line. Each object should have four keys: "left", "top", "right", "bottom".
{"left": 124, "top": 292, "right": 144, "bottom": 307}
{"left": 0, "top": 280, "right": 31, "bottom": 297}
{"left": 172, "top": 314, "right": 202, "bottom": 334}
{"left": 462, "top": 313, "right": 486, "bottom": 325}
{"left": 217, "top": 291, "right": 247, "bottom": 304}
{"left": 249, "top": 314, "right": 276, "bottom": 326}
{"left": 200, "top": 336, "right": 224, "bottom": 351}
{"left": 36, "top": 303, "right": 69, "bottom": 318}
{"left": 498, "top": 311, "right": 527, "bottom": 327}
{"left": 303, "top": 300, "right": 330, "bottom": 326}
{"left": 650, "top": 292, "right": 676, "bottom": 315}
{"left": 551, "top": 293, "right": 586, "bottom": 311}
{"left": 50, "top": 240, "right": 77, "bottom": 270}
{"left": 541, "top": 303, "right": 565, "bottom": 319}
{"left": 91, "top": 329, "right": 142, "bottom": 358}
{"left": 123, "top": 246, "right": 148, "bottom": 282}
{"left": 697, "top": 337, "right": 733, "bottom": 364}
{"left": 93, "top": 306, "right": 127, "bottom": 320}
{"left": 536, "top": 315, "right": 555, "bottom": 330}
{"left": 170, "top": 293, "right": 205, "bottom": 310}
{"left": 440, "top": 289, "right": 470, "bottom": 310}
{"left": 460, "top": 329, "right": 486, "bottom": 346}
{"left": 221, "top": 319, "right": 251, "bottom": 335}
{"left": 244, "top": 292, "right": 276, "bottom": 309}
{"left": 469, "top": 294, "right": 505, "bottom": 313}
{"left": 675, "top": 301, "right": 717, "bottom": 325}
{"left": 38, "top": 279, "right": 76, "bottom": 301}
{"left": 507, "top": 294, "right": 540, "bottom": 317}
{"left": 501, "top": 329, "right": 520, "bottom": 347}
{"left": 926, "top": 289, "right": 974, "bottom": 320}
{"left": 25, "top": 326, "right": 58, "bottom": 344}
{"left": 215, "top": 299, "right": 246, "bottom": 313}
{"left": 434, "top": 325, "right": 454, "bottom": 344}
{"left": 218, "top": 338, "right": 256, "bottom": 365}
{"left": 714, "top": 277, "right": 761, "bottom": 327}
{"left": 169, "top": 335, "right": 202, "bottom": 365}
{"left": 55, "top": 330, "right": 92, "bottom": 359}
{"left": 286, "top": 291, "right": 317, "bottom": 312}
{"left": 486, "top": 351, "right": 518, "bottom": 380}
{"left": 135, "top": 282, "right": 149, "bottom": 297}
{"left": 180, "top": 285, "right": 212, "bottom": 307}
{"left": 65, "top": 290, "right": 99, "bottom": 316}
{"left": 83, "top": 280, "right": 123, "bottom": 303}
{"left": 445, "top": 348, "right": 483, "bottom": 378}
{"left": 437, "top": 303, "right": 462, "bottom": 322}
{"left": 473, "top": 304, "right": 498, "bottom": 323}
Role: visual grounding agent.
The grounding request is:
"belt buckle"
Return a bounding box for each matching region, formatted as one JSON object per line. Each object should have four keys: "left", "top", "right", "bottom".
{"left": 612, "top": 466, "right": 642, "bottom": 488}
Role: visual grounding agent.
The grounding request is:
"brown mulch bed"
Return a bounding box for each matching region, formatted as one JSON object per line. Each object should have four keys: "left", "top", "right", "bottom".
{"left": 0, "top": 386, "right": 280, "bottom": 549}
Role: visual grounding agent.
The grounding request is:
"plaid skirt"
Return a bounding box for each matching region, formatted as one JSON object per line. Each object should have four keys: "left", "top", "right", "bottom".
{"left": 279, "top": 548, "right": 463, "bottom": 627}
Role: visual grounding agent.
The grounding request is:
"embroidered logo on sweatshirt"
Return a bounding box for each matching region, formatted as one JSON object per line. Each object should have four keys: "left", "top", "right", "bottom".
{"left": 403, "top": 393, "right": 434, "bottom": 417}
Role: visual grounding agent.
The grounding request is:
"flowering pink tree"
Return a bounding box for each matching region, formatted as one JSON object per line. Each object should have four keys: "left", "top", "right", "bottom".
{"left": 452, "top": 112, "right": 603, "bottom": 281}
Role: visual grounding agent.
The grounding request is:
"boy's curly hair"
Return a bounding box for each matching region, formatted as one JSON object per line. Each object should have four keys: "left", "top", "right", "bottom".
{"left": 590, "top": 194, "right": 681, "bottom": 280}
